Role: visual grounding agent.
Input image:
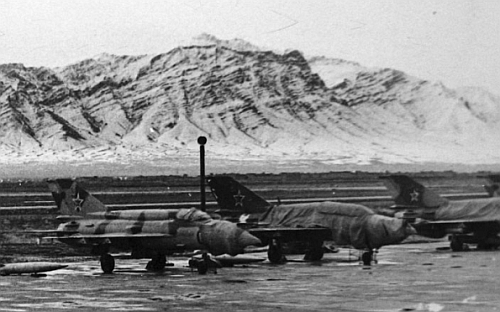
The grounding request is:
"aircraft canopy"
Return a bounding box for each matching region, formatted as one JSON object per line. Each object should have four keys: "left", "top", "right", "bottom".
{"left": 176, "top": 208, "right": 212, "bottom": 223}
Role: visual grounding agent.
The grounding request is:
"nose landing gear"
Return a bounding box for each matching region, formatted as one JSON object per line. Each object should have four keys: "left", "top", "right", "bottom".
{"left": 189, "top": 253, "right": 222, "bottom": 274}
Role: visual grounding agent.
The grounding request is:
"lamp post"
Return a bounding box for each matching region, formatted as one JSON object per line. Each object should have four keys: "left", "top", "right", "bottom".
{"left": 197, "top": 136, "right": 207, "bottom": 212}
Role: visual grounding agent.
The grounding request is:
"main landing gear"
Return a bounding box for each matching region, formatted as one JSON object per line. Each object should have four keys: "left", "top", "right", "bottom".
{"left": 303, "top": 240, "right": 324, "bottom": 262}
{"left": 360, "top": 249, "right": 377, "bottom": 266}
{"left": 450, "top": 235, "right": 465, "bottom": 252}
{"left": 361, "top": 250, "right": 373, "bottom": 266}
{"left": 99, "top": 252, "right": 170, "bottom": 274}
{"left": 100, "top": 254, "right": 115, "bottom": 274}
{"left": 146, "top": 253, "right": 168, "bottom": 272}
{"left": 92, "top": 244, "right": 115, "bottom": 274}
{"left": 449, "top": 234, "right": 500, "bottom": 252}
{"left": 267, "top": 239, "right": 325, "bottom": 264}
{"left": 268, "top": 239, "right": 287, "bottom": 264}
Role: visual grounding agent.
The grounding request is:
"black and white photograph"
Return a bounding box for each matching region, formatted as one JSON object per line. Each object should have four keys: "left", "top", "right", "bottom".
{"left": 1, "top": 1, "right": 500, "bottom": 311}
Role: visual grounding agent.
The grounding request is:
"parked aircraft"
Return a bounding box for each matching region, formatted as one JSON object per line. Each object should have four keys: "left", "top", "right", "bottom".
{"left": 0, "top": 262, "right": 67, "bottom": 276}
{"left": 206, "top": 176, "right": 414, "bottom": 265}
{"left": 381, "top": 175, "right": 500, "bottom": 251}
{"left": 33, "top": 179, "right": 261, "bottom": 274}
{"left": 482, "top": 174, "right": 500, "bottom": 197}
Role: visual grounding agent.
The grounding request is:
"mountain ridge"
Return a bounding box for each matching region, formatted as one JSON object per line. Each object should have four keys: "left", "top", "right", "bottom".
{"left": 0, "top": 35, "right": 499, "bottom": 176}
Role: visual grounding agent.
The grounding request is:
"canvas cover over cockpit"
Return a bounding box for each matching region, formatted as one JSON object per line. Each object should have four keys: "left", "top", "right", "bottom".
{"left": 259, "top": 201, "right": 412, "bottom": 250}
{"left": 434, "top": 197, "right": 500, "bottom": 222}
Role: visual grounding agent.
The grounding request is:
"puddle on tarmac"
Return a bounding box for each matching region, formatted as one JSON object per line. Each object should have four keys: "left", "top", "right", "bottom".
{"left": 2, "top": 243, "right": 500, "bottom": 312}
{"left": 14, "top": 300, "right": 155, "bottom": 311}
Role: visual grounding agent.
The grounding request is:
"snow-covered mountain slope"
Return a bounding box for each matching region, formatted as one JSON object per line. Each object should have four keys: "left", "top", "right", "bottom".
{"left": 1, "top": 35, "right": 499, "bottom": 174}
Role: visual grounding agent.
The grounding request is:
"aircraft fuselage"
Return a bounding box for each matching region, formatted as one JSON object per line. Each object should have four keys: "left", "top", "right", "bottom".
{"left": 56, "top": 218, "right": 205, "bottom": 255}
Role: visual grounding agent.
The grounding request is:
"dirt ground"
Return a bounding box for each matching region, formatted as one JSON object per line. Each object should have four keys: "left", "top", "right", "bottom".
{"left": 1, "top": 241, "right": 499, "bottom": 312}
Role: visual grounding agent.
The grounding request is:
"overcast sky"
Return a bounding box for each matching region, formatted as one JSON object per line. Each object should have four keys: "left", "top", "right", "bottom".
{"left": 1, "top": 0, "right": 499, "bottom": 94}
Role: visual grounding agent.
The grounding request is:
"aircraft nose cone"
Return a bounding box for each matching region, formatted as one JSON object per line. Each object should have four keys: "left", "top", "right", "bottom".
{"left": 237, "top": 231, "right": 261, "bottom": 248}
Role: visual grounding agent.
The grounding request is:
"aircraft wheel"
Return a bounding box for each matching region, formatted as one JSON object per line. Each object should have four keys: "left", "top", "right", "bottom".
{"left": 268, "top": 239, "right": 286, "bottom": 264}
{"left": 146, "top": 254, "right": 167, "bottom": 271}
{"left": 450, "top": 235, "right": 464, "bottom": 252}
{"left": 477, "top": 243, "right": 488, "bottom": 250}
{"left": 304, "top": 245, "right": 324, "bottom": 261}
{"left": 361, "top": 251, "right": 373, "bottom": 266}
{"left": 197, "top": 260, "right": 208, "bottom": 275}
{"left": 100, "top": 254, "right": 115, "bottom": 274}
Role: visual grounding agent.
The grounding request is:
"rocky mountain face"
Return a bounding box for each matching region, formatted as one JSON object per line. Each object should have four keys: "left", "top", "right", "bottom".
{"left": 1, "top": 35, "right": 500, "bottom": 171}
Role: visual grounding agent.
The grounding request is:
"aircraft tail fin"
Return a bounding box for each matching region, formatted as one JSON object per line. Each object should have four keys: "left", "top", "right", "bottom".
{"left": 380, "top": 175, "right": 447, "bottom": 208}
{"left": 206, "top": 176, "right": 271, "bottom": 218}
{"left": 47, "top": 179, "right": 108, "bottom": 217}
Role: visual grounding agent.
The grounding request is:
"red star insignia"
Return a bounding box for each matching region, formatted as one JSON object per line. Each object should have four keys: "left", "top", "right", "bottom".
{"left": 233, "top": 190, "right": 245, "bottom": 207}
{"left": 410, "top": 189, "right": 420, "bottom": 202}
{"left": 73, "top": 192, "right": 84, "bottom": 212}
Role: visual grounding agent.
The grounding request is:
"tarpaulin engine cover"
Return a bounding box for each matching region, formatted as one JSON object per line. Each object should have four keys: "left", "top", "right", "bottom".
{"left": 259, "top": 202, "right": 411, "bottom": 250}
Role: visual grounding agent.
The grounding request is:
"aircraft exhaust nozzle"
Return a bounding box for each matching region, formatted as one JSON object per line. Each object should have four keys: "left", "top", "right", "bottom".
{"left": 199, "top": 220, "right": 261, "bottom": 256}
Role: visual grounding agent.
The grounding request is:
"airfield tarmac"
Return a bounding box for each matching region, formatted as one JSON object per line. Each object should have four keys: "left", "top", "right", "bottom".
{"left": 1, "top": 241, "right": 499, "bottom": 312}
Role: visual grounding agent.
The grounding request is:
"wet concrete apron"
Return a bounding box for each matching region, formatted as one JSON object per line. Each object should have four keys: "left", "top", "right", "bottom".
{"left": 0, "top": 242, "right": 499, "bottom": 312}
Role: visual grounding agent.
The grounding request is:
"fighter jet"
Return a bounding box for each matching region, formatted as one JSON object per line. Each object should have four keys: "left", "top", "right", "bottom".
{"left": 207, "top": 176, "right": 414, "bottom": 265}
{"left": 381, "top": 174, "right": 500, "bottom": 251}
{"left": 34, "top": 179, "right": 260, "bottom": 274}
{"left": 482, "top": 174, "right": 500, "bottom": 197}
